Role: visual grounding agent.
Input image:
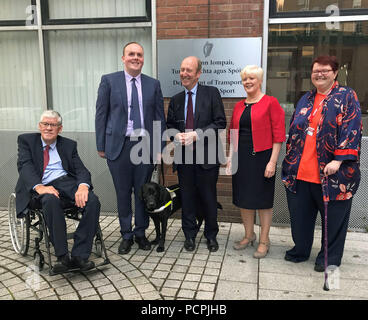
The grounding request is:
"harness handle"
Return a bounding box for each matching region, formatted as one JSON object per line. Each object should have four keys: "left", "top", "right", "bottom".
{"left": 152, "top": 158, "right": 166, "bottom": 186}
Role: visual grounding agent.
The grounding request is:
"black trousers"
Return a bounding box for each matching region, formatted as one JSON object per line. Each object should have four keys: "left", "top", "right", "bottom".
{"left": 285, "top": 180, "right": 352, "bottom": 266}
{"left": 37, "top": 175, "right": 100, "bottom": 259}
{"left": 177, "top": 164, "right": 219, "bottom": 241}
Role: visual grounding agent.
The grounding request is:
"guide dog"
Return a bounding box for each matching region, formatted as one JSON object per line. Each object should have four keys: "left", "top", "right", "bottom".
{"left": 139, "top": 182, "right": 204, "bottom": 252}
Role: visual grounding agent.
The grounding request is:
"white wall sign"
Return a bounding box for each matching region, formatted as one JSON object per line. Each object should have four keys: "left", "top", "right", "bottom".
{"left": 158, "top": 37, "right": 262, "bottom": 98}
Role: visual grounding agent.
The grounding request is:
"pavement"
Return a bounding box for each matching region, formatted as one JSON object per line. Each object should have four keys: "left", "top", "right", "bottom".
{"left": 0, "top": 209, "right": 367, "bottom": 300}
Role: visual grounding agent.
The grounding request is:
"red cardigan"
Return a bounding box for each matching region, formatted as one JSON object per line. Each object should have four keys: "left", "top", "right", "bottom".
{"left": 228, "top": 95, "right": 286, "bottom": 152}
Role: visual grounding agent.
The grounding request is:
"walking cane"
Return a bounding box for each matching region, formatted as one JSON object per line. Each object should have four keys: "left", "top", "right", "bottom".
{"left": 321, "top": 175, "right": 330, "bottom": 291}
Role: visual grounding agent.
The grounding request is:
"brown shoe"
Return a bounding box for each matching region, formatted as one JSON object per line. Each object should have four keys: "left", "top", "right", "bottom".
{"left": 233, "top": 233, "right": 256, "bottom": 250}
{"left": 253, "top": 241, "right": 270, "bottom": 259}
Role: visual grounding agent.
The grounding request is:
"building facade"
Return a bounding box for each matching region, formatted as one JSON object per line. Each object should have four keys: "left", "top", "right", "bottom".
{"left": 0, "top": 0, "right": 367, "bottom": 228}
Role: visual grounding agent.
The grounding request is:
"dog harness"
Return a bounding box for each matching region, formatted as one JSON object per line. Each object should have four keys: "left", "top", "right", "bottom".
{"left": 148, "top": 187, "right": 179, "bottom": 214}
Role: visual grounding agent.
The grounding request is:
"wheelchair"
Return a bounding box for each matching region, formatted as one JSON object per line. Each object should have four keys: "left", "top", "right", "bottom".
{"left": 8, "top": 193, "right": 110, "bottom": 276}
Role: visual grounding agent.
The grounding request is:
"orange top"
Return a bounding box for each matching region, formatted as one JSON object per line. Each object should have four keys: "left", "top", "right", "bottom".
{"left": 297, "top": 93, "right": 326, "bottom": 184}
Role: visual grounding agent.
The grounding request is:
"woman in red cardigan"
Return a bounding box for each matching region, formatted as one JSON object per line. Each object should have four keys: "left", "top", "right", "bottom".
{"left": 226, "top": 65, "right": 285, "bottom": 258}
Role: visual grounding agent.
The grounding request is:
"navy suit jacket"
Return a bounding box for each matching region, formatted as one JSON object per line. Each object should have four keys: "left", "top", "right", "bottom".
{"left": 15, "top": 133, "right": 92, "bottom": 216}
{"left": 166, "top": 84, "right": 227, "bottom": 169}
{"left": 95, "top": 71, "right": 166, "bottom": 161}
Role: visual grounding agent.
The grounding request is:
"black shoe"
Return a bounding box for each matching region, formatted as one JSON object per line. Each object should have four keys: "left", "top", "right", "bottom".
{"left": 284, "top": 253, "right": 308, "bottom": 263}
{"left": 207, "top": 239, "right": 219, "bottom": 252}
{"left": 71, "top": 256, "right": 95, "bottom": 271}
{"left": 135, "top": 236, "right": 151, "bottom": 250}
{"left": 52, "top": 254, "right": 71, "bottom": 274}
{"left": 314, "top": 264, "right": 325, "bottom": 272}
{"left": 284, "top": 254, "right": 296, "bottom": 262}
{"left": 118, "top": 239, "right": 134, "bottom": 254}
{"left": 184, "top": 238, "right": 196, "bottom": 252}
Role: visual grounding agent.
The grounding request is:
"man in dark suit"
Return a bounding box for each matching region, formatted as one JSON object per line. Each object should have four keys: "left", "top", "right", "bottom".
{"left": 15, "top": 110, "right": 100, "bottom": 274}
{"left": 167, "top": 56, "right": 226, "bottom": 252}
{"left": 95, "top": 42, "right": 166, "bottom": 254}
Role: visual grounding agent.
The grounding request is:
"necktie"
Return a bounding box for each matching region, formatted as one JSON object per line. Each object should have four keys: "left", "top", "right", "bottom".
{"left": 130, "top": 78, "right": 141, "bottom": 130}
{"left": 43, "top": 145, "right": 50, "bottom": 173}
{"left": 185, "top": 91, "right": 194, "bottom": 130}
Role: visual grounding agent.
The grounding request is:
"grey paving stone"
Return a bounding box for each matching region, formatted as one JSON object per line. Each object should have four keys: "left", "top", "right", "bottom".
{"left": 163, "top": 279, "right": 182, "bottom": 289}
{"left": 12, "top": 289, "right": 35, "bottom": 300}
{"left": 160, "top": 287, "right": 178, "bottom": 297}
{"left": 1, "top": 209, "right": 368, "bottom": 300}
{"left": 168, "top": 272, "right": 185, "bottom": 281}
{"left": 215, "top": 280, "right": 257, "bottom": 300}
{"left": 83, "top": 295, "right": 101, "bottom": 300}
{"left": 79, "top": 287, "right": 99, "bottom": 298}
{"left": 196, "top": 291, "right": 215, "bottom": 300}
{"left": 177, "top": 289, "right": 195, "bottom": 299}
{"left": 97, "top": 284, "right": 116, "bottom": 295}
{"left": 36, "top": 288, "right": 57, "bottom": 299}
{"left": 198, "top": 282, "right": 216, "bottom": 291}
{"left": 136, "top": 283, "right": 156, "bottom": 294}
{"left": 181, "top": 281, "right": 199, "bottom": 290}
{"left": 102, "top": 292, "right": 121, "bottom": 300}
{"left": 59, "top": 293, "right": 80, "bottom": 300}
{"left": 141, "top": 291, "right": 162, "bottom": 300}
{"left": 184, "top": 273, "right": 201, "bottom": 282}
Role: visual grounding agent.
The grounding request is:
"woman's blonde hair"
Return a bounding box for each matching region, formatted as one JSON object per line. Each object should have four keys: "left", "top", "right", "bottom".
{"left": 240, "top": 65, "right": 263, "bottom": 82}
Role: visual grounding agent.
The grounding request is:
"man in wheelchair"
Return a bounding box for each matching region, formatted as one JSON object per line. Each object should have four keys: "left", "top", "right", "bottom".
{"left": 15, "top": 110, "right": 101, "bottom": 274}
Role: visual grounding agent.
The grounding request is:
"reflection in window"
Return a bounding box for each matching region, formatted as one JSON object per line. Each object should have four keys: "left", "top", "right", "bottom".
{"left": 275, "top": 0, "right": 367, "bottom": 12}
{"left": 46, "top": 28, "right": 151, "bottom": 132}
{"left": 0, "top": 0, "right": 31, "bottom": 21}
{"left": 0, "top": 31, "right": 42, "bottom": 130}
{"left": 47, "top": 0, "right": 146, "bottom": 20}
{"left": 267, "top": 22, "right": 368, "bottom": 117}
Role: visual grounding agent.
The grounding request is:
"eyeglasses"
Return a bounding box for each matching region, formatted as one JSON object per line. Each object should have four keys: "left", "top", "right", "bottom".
{"left": 312, "top": 69, "right": 333, "bottom": 75}
{"left": 39, "top": 122, "right": 60, "bottom": 128}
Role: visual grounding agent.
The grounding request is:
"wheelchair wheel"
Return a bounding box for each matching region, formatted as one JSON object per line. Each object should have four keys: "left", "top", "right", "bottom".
{"left": 8, "top": 193, "right": 30, "bottom": 256}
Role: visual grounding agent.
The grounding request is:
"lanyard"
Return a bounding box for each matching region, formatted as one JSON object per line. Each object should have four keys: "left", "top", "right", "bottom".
{"left": 308, "top": 81, "right": 337, "bottom": 124}
{"left": 308, "top": 95, "right": 325, "bottom": 124}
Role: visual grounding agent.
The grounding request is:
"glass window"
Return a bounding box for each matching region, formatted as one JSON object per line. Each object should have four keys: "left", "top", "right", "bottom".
{"left": 267, "top": 21, "right": 368, "bottom": 134}
{"left": 0, "top": 0, "right": 32, "bottom": 21}
{"left": 0, "top": 31, "right": 43, "bottom": 130}
{"left": 47, "top": 0, "right": 146, "bottom": 20}
{"left": 276, "top": 0, "right": 368, "bottom": 12}
{"left": 45, "top": 28, "right": 152, "bottom": 132}
{"left": 271, "top": 0, "right": 368, "bottom": 16}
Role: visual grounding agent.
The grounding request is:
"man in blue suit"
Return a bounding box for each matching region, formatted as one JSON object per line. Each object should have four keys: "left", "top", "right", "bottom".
{"left": 95, "top": 42, "right": 165, "bottom": 254}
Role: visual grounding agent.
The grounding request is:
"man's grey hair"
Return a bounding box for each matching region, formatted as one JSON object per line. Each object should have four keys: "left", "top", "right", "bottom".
{"left": 39, "top": 110, "right": 62, "bottom": 125}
